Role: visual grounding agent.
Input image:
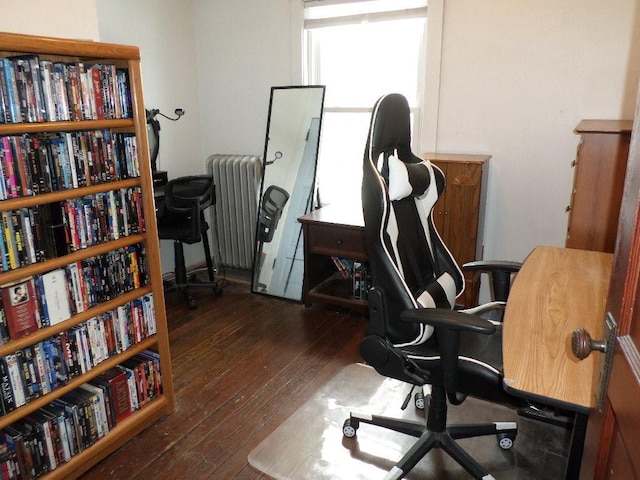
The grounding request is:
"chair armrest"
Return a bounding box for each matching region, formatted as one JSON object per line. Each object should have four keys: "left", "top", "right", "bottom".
{"left": 401, "top": 307, "right": 496, "bottom": 405}
{"left": 400, "top": 308, "right": 496, "bottom": 335}
{"left": 462, "top": 260, "right": 522, "bottom": 273}
{"left": 461, "top": 301, "right": 505, "bottom": 325}
{"left": 462, "top": 260, "right": 522, "bottom": 302}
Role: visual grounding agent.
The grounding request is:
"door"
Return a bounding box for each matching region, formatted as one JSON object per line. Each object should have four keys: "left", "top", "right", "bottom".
{"left": 579, "top": 113, "right": 640, "bottom": 476}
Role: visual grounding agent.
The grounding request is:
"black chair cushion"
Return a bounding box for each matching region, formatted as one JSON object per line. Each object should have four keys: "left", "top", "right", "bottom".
{"left": 403, "top": 326, "right": 525, "bottom": 406}
{"left": 157, "top": 175, "right": 214, "bottom": 244}
{"left": 158, "top": 211, "right": 209, "bottom": 244}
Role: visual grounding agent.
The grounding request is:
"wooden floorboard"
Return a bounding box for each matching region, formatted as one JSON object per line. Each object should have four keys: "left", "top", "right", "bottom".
{"left": 80, "top": 275, "right": 368, "bottom": 479}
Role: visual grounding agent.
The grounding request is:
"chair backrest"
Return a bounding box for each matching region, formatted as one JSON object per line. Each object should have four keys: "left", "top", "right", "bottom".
{"left": 160, "top": 175, "right": 215, "bottom": 244}
{"left": 258, "top": 185, "right": 289, "bottom": 243}
{"left": 164, "top": 175, "right": 215, "bottom": 215}
{"left": 362, "top": 93, "right": 464, "bottom": 345}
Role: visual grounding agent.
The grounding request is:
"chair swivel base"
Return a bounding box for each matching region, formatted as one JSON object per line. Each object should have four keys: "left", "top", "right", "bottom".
{"left": 343, "top": 389, "right": 517, "bottom": 480}
{"left": 163, "top": 272, "right": 221, "bottom": 309}
{"left": 164, "top": 238, "right": 221, "bottom": 309}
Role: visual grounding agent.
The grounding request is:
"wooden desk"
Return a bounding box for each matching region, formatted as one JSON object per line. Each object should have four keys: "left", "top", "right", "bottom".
{"left": 503, "top": 246, "right": 612, "bottom": 411}
{"left": 503, "top": 246, "right": 612, "bottom": 480}
{"left": 298, "top": 204, "right": 368, "bottom": 314}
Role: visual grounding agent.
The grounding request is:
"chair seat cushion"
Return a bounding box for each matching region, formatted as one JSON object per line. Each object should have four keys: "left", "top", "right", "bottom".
{"left": 405, "top": 325, "right": 525, "bottom": 406}
{"left": 158, "top": 215, "right": 209, "bottom": 244}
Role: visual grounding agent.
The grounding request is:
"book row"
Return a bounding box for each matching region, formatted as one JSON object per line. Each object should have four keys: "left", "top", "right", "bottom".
{"left": 330, "top": 257, "right": 370, "bottom": 300}
{"left": 0, "top": 188, "right": 145, "bottom": 272}
{"left": 0, "top": 55, "right": 132, "bottom": 124}
{"left": 0, "top": 130, "right": 140, "bottom": 200}
{"left": 0, "top": 351, "right": 162, "bottom": 479}
{"left": 0, "top": 242, "right": 149, "bottom": 341}
{"left": 352, "top": 261, "right": 370, "bottom": 301}
{"left": 0, "top": 293, "right": 157, "bottom": 415}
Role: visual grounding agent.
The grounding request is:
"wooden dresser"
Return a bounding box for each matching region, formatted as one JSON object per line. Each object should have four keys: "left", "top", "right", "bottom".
{"left": 566, "top": 120, "right": 632, "bottom": 253}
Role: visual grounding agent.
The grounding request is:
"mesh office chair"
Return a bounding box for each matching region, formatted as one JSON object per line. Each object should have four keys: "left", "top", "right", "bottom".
{"left": 157, "top": 175, "right": 219, "bottom": 309}
{"left": 258, "top": 185, "right": 290, "bottom": 244}
{"left": 253, "top": 185, "right": 289, "bottom": 289}
{"left": 342, "top": 94, "right": 528, "bottom": 479}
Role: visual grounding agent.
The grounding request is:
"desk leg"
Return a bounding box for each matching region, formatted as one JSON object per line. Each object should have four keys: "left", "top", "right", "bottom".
{"left": 565, "top": 412, "right": 587, "bottom": 480}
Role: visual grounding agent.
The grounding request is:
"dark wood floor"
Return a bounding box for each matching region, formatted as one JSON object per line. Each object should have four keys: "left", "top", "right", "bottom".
{"left": 80, "top": 274, "right": 368, "bottom": 479}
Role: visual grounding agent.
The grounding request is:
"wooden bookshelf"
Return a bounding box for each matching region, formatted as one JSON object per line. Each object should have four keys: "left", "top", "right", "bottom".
{"left": 0, "top": 32, "right": 174, "bottom": 478}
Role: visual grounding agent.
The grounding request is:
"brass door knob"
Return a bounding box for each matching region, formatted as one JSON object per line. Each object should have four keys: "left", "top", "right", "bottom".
{"left": 571, "top": 327, "right": 606, "bottom": 360}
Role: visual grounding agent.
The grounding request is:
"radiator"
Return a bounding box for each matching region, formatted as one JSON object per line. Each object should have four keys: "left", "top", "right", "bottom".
{"left": 207, "top": 154, "right": 263, "bottom": 270}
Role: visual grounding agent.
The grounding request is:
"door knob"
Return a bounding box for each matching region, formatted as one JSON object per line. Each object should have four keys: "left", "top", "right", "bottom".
{"left": 571, "top": 327, "right": 606, "bottom": 360}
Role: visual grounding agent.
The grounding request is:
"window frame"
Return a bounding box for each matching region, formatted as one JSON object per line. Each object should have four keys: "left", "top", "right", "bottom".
{"left": 302, "top": 0, "right": 429, "bottom": 206}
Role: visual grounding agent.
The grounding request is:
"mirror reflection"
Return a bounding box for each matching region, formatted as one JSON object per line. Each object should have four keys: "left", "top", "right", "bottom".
{"left": 252, "top": 86, "right": 326, "bottom": 300}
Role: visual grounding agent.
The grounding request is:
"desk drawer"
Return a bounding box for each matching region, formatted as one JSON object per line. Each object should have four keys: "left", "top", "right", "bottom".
{"left": 307, "top": 224, "right": 367, "bottom": 260}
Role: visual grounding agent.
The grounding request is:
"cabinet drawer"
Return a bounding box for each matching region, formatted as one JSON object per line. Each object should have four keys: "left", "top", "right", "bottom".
{"left": 307, "top": 224, "right": 368, "bottom": 260}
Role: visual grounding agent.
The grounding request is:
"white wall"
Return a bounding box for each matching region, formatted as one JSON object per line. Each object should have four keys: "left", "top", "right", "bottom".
{"left": 0, "top": 0, "right": 99, "bottom": 40}
{"left": 425, "top": 0, "right": 640, "bottom": 262}
{"left": 193, "top": 0, "right": 303, "bottom": 158}
{"left": 96, "top": 0, "right": 202, "bottom": 178}
{"left": 95, "top": 0, "right": 205, "bottom": 272}
{"left": 96, "top": 0, "right": 301, "bottom": 273}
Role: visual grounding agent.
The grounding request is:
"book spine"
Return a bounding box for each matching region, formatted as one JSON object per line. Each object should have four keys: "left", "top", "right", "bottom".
{"left": 0, "top": 218, "right": 8, "bottom": 272}
{"left": 2, "top": 58, "right": 21, "bottom": 123}
{"left": 39, "top": 59, "right": 56, "bottom": 122}
{"left": 2, "top": 136, "right": 18, "bottom": 198}
{"left": 5, "top": 353, "right": 27, "bottom": 408}
{"left": 0, "top": 357, "right": 16, "bottom": 414}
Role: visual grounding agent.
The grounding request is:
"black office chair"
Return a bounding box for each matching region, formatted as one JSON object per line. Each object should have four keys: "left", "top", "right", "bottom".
{"left": 253, "top": 185, "right": 289, "bottom": 288}
{"left": 258, "top": 185, "right": 289, "bottom": 243}
{"left": 157, "top": 175, "right": 219, "bottom": 309}
{"left": 342, "top": 93, "right": 529, "bottom": 479}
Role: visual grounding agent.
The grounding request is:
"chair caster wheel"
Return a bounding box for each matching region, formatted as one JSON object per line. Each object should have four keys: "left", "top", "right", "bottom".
{"left": 497, "top": 432, "right": 516, "bottom": 450}
{"left": 414, "top": 391, "right": 425, "bottom": 410}
{"left": 187, "top": 297, "right": 197, "bottom": 309}
{"left": 342, "top": 418, "right": 359, "bottom": 438}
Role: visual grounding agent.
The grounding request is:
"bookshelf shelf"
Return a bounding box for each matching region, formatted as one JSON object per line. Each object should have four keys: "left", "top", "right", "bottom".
{"left": 0, "top": 32, "right": 174, "bottom": 478}
{"left": 0, "top": 286, "right": 153, "bottom": 358}
{"left": 0, "top": 336, "right": 157, "bottom": 430}
{"left": 0, "top": 177, "right": 141, "bottom": 210}
{"left": 0, "top": 118, "right": 134, "bottom": 136}
{"left": 0, "top": 233, "right": 147, "bottom": 285}
{"left": 37, "top": 396, "right": 168, "bottom": 480}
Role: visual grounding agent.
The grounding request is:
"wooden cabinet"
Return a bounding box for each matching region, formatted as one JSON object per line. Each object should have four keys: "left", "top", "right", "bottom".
{"left": 0, "top": 32, "right": 174, "bottom": 478}
{"left": 299, "top": 204, "right": 368, "bottom": 315}
{"left": 566, "top": 119, "right": 632, "bottom": 253}
{"left": 422, "top": 153, "right": 490, "bottom": 308}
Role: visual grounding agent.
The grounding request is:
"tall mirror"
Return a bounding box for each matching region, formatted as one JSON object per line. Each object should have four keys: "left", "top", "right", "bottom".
{"left": 252, "top": 86, "right": 326, "bottom": 300}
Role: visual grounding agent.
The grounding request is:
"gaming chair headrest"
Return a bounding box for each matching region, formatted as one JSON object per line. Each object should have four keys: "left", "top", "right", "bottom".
{"left": 366, "top": 93, "right": 432, "bottom": 202}
{"left": 369, "top": 93, "right": 412, "bottom": 159}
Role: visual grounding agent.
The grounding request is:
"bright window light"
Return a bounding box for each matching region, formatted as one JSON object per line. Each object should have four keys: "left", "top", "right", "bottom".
{"left": 305, "top": 1, "right": 427, "bottom": 206}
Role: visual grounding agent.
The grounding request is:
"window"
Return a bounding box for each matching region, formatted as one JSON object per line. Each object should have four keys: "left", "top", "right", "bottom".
{"left": 304, "top": 0, "right": 428, "bottom": 206}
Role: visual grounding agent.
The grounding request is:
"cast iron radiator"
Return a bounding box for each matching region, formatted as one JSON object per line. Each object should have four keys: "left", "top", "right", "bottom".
{"left": 206, "top": 154, "right": 262, "bottom": 270}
